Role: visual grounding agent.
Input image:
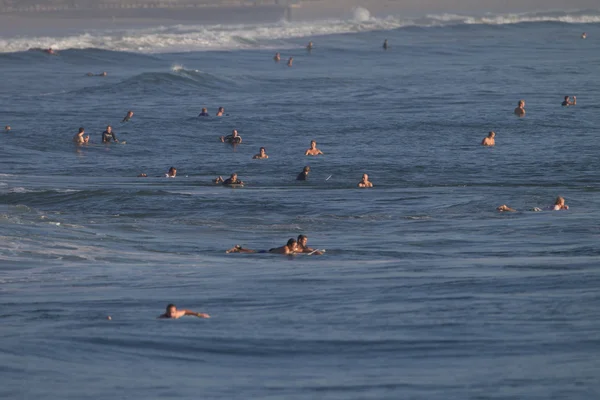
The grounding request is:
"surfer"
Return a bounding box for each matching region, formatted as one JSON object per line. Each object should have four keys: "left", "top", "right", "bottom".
{"left": 72, "top": 127, "right": 89, "bottom": 145}
{"left": 561, "top": 96, "right": 576, "bottom": 106}
{"left": 216, "top": 107, "right": 225, "bottom": 117}
{"left": 307, "top": 41, "right": 313, "bottom": 51}
{"left": 220, "top": 129, "right": 242, "bottom": 144}
{"left": 497, "top": 204, "right": 516, "bottom": 212}
{"left": 297, "top": 166, "right": 310, "bottom": 181}
{"left": 305, "top": 140, "right": 323, "bottom": 156}
{"left": 86, "top": 72, "right": 107, "bottom": 77}
{"left": 138, "top": 173, "right": 147, "bottom": 177}
{"left": 481, "top": 131, "right": 496, "bottom": 146}
{"left": 296, "top": 235, "right": 323, "bottom": 255}
{"left": 122, "top": 110, "right": 134, "bottom": 122}
{"left": 158, "top": 304, "right": 210, "bottom": 319}
{"left": 101, "top": 125, "right": 119, "bottom": 143}
{"left": 198, "top": 108, "right": 209, "bottom": 117}
{"left": 44, "top": 47, "right": 56, "bottom": 55}
{"left": 253, "top": 147, "right": 269, "bottom": 159}
{"left": 5, "top": 125, "right": 10, "bottom": 131}
{"left": 287, "top": 57, "right": 293, "bottom": 67}
{"left": 215, "top": 173, "right": 244, "bottom": 185}
{"left": 358, "top": 174, "right": 373, "bottom": 188}
{"left": 165, "top": 167, "right": 177, "bottom": 178}
{"left": 551, "top": 196, "right": 569, "bottom": 210}
{"left": 514, "top": 100, "right": 526, "bottom": 117}
{"left": 498, "top": 196, "right": 569, "bottom": 212}
{"left": 274, "top": 52, "right": 281, "bottom": 62}
{"left": 582, "top": 32, "right": 587, "bottom": 39}
{"left": 383, "top": 39, "right": 388, "bottom": 50}
{"left": 226, "top": 238, "right": 298, "bottom": 255}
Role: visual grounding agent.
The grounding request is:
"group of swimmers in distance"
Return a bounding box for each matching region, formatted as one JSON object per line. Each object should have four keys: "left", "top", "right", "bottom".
{"left": 199, "top": 107, "right": 225, "bottom": 117}
{"left": 72, "top": 125, "right": 121, "bottom": 145}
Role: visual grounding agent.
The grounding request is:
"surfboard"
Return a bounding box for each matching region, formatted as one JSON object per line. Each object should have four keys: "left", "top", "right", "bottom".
{"left": 308, "top": 249, "right": 326, "bottom": 255}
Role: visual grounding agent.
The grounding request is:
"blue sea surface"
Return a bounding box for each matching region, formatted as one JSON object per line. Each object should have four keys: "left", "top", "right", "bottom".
{"left": 1, "top": 12, "right": 600, "bottom": 399}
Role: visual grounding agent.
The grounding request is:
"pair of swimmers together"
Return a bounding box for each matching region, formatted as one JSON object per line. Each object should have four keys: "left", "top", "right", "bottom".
{"left": 497, "top": 196, "right": 569, "bottom": 212}
{"left": 72, "top": 125, "right": 119, "bottom": 145}
{"left": 199, "top": 107, "right": 225, "bottom": 117}
{"left": 514, "top": 96, "right": 576, "bottom": 118}
{"left": 226, "top": 235, "right": 323, "bottom": 255}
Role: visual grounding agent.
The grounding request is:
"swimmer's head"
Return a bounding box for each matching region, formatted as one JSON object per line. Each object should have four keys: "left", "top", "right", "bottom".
{"left": 555, "top": 196, "right": 565, "bottom": 206}
{"left": 286, "top": 238, "right": 297, "bottom": 250}
{"left": 202, "top": 108, "right": 207, "bottom": 113}
{"left": 106, "top": 125, "right": 112, "bottom": 133}
{"left": 488, "top": 131, "right": 495, "bottom": 138}
{"left": 230, "top": 173, "right": 237, "bottom": 180}
{"left": 564, "top": 96, "right": 570, "bottom": 101}
{"left": 5, "top": 125, "right": 10, "bottom": 131}
{"left": 78, "top": 127, "right": 85, "bottom": 134}
{"left": 166, "top": 304, "right": 177, "bottom": 317}
{"left": 518, "top": 100, "right": 525, "bottom": 107}
{"left": 303, "top": 166, "right": 310, "bottom": 173}
{"left": 100, "top": 72, "right": 107, "bottom": 76}
{"left": 259, "top": 147, "right": 266, "bottom": 154}
{"left": 297, "top": 235, "right": 307, "bottom": 246}
{"left": 310, "top": 140, "right": 316, "bottom": 148}
{"left": 362, "top": 173, "right": 369, "bottom": 181}
{"left": 168, "top": 167, "right": 177, "bottom": 177}
{"left": 127, "top": 110, "right": 133, "bottom": 116}
{"left": 232, "top": 129, "right": 238, "bottom": 136}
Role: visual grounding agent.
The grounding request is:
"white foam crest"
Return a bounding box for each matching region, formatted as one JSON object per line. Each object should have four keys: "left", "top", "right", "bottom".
{"left": 0, "top": 10, "right": 598, "bottom": 53}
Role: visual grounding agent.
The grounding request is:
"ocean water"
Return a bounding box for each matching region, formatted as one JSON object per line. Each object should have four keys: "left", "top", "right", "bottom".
{"left": 1, "top": 9, "right": 600, "bottom": 399}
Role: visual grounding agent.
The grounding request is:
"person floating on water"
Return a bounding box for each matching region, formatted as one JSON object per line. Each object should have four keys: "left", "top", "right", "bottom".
{"left": 44, "top": 47, "right": 56, "bottom": 55}
{"left": 296, "top": 235, "right": 323, "bottom": 255}
{"left": 514, "top": 100, "right": 526, "bottom": 117}
{"left": 307, "top": 41, "right": 313, "bottom": 51}
{"left": 287, "top": 57, "right": 293, "bottom": 67}
{"left": 497, "top": 196, "right": 569, "bottom": 212}
{"left": 253, "top": 147, "right": 268, "bottom": 159}
{"left": 101, "top": 125, "right": 118, "bottom": 143}
{"left": 198, "top": 108, "right": 209, "bottom": 117}
{"left": 216, "top": 107, "right": 225, "bottom": 117}
{"left": 274, "top": 52, "right": 281, "bottom": 62}
{"left": 215, "top": 173, "right": 244, "bottom": 186}
{"left": 138, "top": 173, "right": 148, "bottom": 177}
{"left": 158, "top": 304, "right": 210, "bottom": 319}
{"left": 383, "top": 39, "right": 388, "bottom": 50}
{"left": 297, "top": 166, "right": 310, "bottom": 181}
{"left": 220, "top": 129, "right": 242, "bottom": 144}
{"left": 581, "top": 32, "right": 587, "bottom": 39}
{"left": 72, "top": 127, "right": 89, "bottom": 145}
{"left": 165, "top": 167, "right": 177, "bottom": 178}
{"left": 561, "top": 95, "right": 576, "bottom": 106}
{"left": 226, "top": 238, "right": 298, "bottom": 254}
{"left": 86, "top": 72, "right": 107, "bottom": 77}
{"left": 122, "top": 110, "right": 134, "bottom": 122}
{"left": 358, "top": 173, "right": 373, "bottom": 188}
{"left": 305, "top": 140, "right": 323, "bottom": 156}
{"left": 5, "top": 125, "right": 10, "bottom": 131}
{"left": 481, "top": 131, "right": 495, "bottom": 146}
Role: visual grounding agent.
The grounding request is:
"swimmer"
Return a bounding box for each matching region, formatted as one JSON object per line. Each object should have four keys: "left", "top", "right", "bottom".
{"left": 216, "top": 107, "right": 225, "bottom": 117}
{"left": 357, "top": 173, "right": 373, "bottom": 188}
{"left": 198, "top": 108, "right": 209, "bottom": 117}
{"left": 101, "top": 125, "right": 119, "bottom": 143}
{"left": 165, "top": 167, "right": 177, "bottom": 178}
{"left": 100, "top": 72, "right": 107, "bottom": 77}
{"left": 552, "top": 196, "right": 569, "bottom": 210}
{"left": 296, "top": 235, "right": 323, "bottom": 255}
{"left": 274, "top": 52, "right": 281, "bottom": 62}
{"left": 138, "top": 173, "right": 147, "bottom": 177}
{"left": 561, "top": 95, "right": 576, "bottom": 106}
{"left": 297, "top": 166, "right": 310, "bottom": 181}
{"left": 305, "top": 140, "right": 323, "bottom": 156}
{"left": 253, "top": 147, "right": 269, "bottom": 159}
{"left": 582, "top": 32, "right": 587, "bottom": 39}
{"left": 226, "top": 238, "right": 298, "bottom": 255}
{"left": 287, "top": 57, "right": 293, "bottom": 67}
{"left": 44, "top": 47, "right": 56, "bottom": 55}
{"left": 158, "top": 304, "right": 210, "bottom": 319}
{"left": 514, "top": 100, "right": 526, "bottom": 117}
{"left": 496, "top": 204, "right": 516, "bottom": 212}
{"left": 72, "top": 127, "right": 89, "bottom": 145}
{"left": 122, "top": 110, "right": 134, "bottom": 122}
{"left": 383, "top": 39, "right": 388, "bottom": 50}
{"left": 223, "top": 173, "right": 243, "bottom": 185}
{"left": 220, "top": 129, "right": 242, "bottom": 144}
{"left": 5, "top": 125, "right": 10, "bottom": 131}
{"left": 307, "top": 41, "right": 313, "bottom": 51}
{"left": 481, "top": 131, "right": 496, "bottom": 146}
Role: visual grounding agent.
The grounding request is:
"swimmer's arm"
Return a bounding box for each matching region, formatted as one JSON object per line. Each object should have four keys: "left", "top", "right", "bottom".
{"left": 183, "top": 310, "right": 210, "bottom": 318}
{"left": 304, "top": 149, "right": 310, "bottom": 155}
{"left": 572, "top": 97, "right": 576, "bottom": 105}
{"left": 318, "top": 149, "right": 323, "bottom": 155}
{"left": 112, "top": 133, "right": 119, "bottom": 142}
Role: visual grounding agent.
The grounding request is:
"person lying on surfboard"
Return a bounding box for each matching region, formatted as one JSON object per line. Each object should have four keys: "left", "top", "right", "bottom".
{"left": 296, "top": 235, "right": 323, "bottom": 255}
{"left": 158, "top": 304, "right": 210, "bottom": 319}
{"left": 215, "top": 173, "right": 244, "bottom": 186}
{"left": 226, "top": 238, "right": 298, "bottom": 255}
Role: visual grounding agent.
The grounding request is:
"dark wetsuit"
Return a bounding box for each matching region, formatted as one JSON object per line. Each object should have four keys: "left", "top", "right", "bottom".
{"left": 199, "top": 112, "right": 210, "bottom": 116}
{"left": 296, "top": 172, "right": 308, "bottom": 181}
{"left": 102, "top": 130, "right": 118, "bottom": 143}
{"left": 223, "top": 178, "right": 243, "bottom": 185}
